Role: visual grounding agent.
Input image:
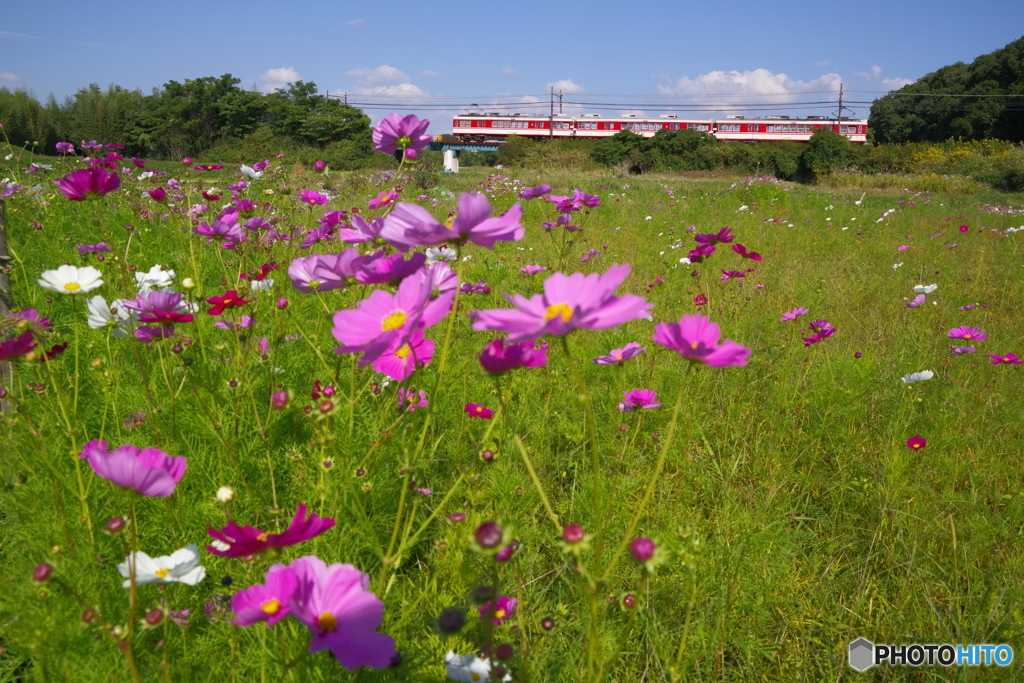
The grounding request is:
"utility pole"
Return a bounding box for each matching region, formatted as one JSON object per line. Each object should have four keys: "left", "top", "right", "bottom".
{"left": 837, "top": 83, "right": 843, "bottom": 126}
{"left": 549, "top": 87, "right": 554, "bottom": 138}
{"left": 559, "top": 89, "right": 563, "bottom": 115}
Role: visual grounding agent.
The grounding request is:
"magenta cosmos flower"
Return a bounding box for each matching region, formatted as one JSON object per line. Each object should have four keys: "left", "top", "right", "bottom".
{"left": 618, "top": 389, "right": 660, "bottom": 411}
{"left": 231, "top": 564, "right": 298, "bottom": 626}
{"left": 207, "top": 290, "right": 252, "bottom": 316}
{"left": 55, "top": 166, "right": 120, "bottom": 201}
{"left": 478, "top": 338, "right": 548, "bottom": 374}
{"left": 731, "top": 243, "right": 762, "bottom": 261}
{"left": 0, "top": 331, "right": 37, "bottom": 360}
{"left": 651, "top": 314, "right": 751, "bottom": 367}
{"left": 386, "top": 192, "right": 524, "bottom": 249}
{"left": 948, "top": 326, "right": 987, "bottom": 341}
{"left": 472, "top": 264, "right": 651, "bottom": 343}
{"left": 289, "top": 556, "right": 397, "bottom": 669}
{"left": 299, "top": 190, "right": 329, "bottom": 206}
{"left": 465, "top": 403, "right": 495, "bottom": 419}
{"left": 79, "top": 439, "right": 186, "bottom": 497}
{"left": 779, "top": 307, "right": 808, "bottom": 322}
{"left": 518, "top": 183, "right": 552, "bottom": 200}
{"left": 593, "top": 342, "right": 646, "bottom": 365}
{"left": 989, "top": 353, "right": 1023, "bottom": 365}
{"left": 332, "top": 274, "right": 451, "bottom": 367}
{"left": 372, "top": 329, "right": 434, "bottom": 381}
{"left": 372, "top": 113, "right": 433, "bottom": 160}
{"left": 906, "top": 436, "right": 927, "bottom": 450}
{"left": 207, "top": 503, "right": 335, "bottom": 557}
{"left": 478, "top": 595, "right": 516, "bottom": 626}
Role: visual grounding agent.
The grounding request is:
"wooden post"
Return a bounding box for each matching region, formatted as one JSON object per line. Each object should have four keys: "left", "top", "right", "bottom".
{"left": 0, "top": 198, "right": 10, "bottom": 413}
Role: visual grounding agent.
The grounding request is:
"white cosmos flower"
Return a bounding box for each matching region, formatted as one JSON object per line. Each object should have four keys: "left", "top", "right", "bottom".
{"left": 892, "top": 262, "right": 904, "bottom": 269}
{"left": 117, "top": 543, "right": 206, "bottom": 587}
{"left": 902, "top": 370, "right": 935, "bottom": 384}
{"left": 38, "top": 265, "right": 103, "bottom": 294}
{"left": 240, "top": 165, "right": 263, "bottom": 180}
{"left": 137, "top": 171, "right": 155, "bottom": 181}
{"left": 85, "top": 295, "right": 133, "bottom": 336}
{"left": 425, "top": 246, "right": 457, "bottom": 264}
{"left": 913, "top": 284, "right": 938, "bottom": 293}
{"left": 135, "top": 265, "right": 175, "bottom": 290}
{"left": 444, "top": 651, "right": 511, "bottom": 682}
{"left": 250, "top": 278, "right": 274, "bottom": 293}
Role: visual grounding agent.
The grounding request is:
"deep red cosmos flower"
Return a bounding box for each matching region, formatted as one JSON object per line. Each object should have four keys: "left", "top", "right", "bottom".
{"left": 206, "top": 290, "right": 252, "bottom": 316}
{"left": 206, "top": 503, "right": 335, "bottom": 557}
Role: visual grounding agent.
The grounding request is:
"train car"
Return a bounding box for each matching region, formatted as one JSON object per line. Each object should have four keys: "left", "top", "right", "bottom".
{"left": 718, "top": 116, "right": 868, "bottom": 143}
{"left": 452, "top": 113, "right": 868, "bottom": 143}
{"left": 452, "top": 113, "right": 573, "bottom": 141}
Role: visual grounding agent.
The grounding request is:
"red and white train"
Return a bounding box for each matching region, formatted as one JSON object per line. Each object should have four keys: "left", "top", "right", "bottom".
{"left": 452, "top": 113, "right": 868, "bottom": 144}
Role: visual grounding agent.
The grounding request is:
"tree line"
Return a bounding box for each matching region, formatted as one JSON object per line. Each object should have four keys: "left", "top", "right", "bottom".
{"left": 0, "top": 74, "right": 375, "bottom": 167}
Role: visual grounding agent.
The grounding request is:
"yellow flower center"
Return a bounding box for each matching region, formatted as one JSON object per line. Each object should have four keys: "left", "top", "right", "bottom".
{"left": 381, "top": 310, "right": 408, "bottom": 331}
{"left": 544, "top": 303, "right": 573, "bottom": 323}
{"left": 691, "top": 341, "right": 699, "bottom": 349}
{"left": 494, "top": 609, "right": 506, "bottom": 620}
{"left": 63, "top": 282, "right": 81, "bottom": 291}
{"left": 257, "top": 532, "right": 269, "bottom": 542}
{"left": 261, "top": 599, "right": 281, "bottom": 615}
{"left": 154, "top": 568, "right": 171, "bottom": 579}
{"left": 614, "top": 354, "right": 622, "bottom": 359}
{"left": 471, "top": 674, "right": 481, "bottom": 682}
{"left": 394, "top": 344, "right": 412, "bottom": 359}
{"left": 963, "top": 334, "right": 972, "bottom": 339}
{"left": 315, "top": 611, "right": 337, "bottom": 633}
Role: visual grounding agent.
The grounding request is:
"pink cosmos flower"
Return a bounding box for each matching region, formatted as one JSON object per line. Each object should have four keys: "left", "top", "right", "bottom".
{"left": 372, "top": 113, "right": 433, "bottom": 160}
{"left": 478, "top": 339, "right": 548, "bottom": 374}
{"left": 465, "top": 403, "right": 495, "bottom": 419}
{"left": 518, "top": 183, "right": 552, "bottom": 200}
{"left": 471, "top": 264, "right": 651, "bottom": 343}
{"left": 478, "top": 596, "right": 516, "bottom": 626}
{"left": 618, "top": 389, "right": 660, "bottom": 411}
{"left": 687, "top": 244, "right": 716, "bottom": 263}
{"left": 288, "top": 556, "right": 397, "bottom": 670}
{"left": 907, "top": 294, "right": 926, "bottom": 308}
{"left": 780, "top": 307, "right": 809, "bottom": 322}
{"left": 521, "top": 265, "right": 547, "bottom": 275}
{"left": 194, "top": 219, "right": 246, "bottom": 249}
{"left": 354, "top": 251, "right": 426, "bottom": 285}
{"left": 396, "top": 388, "right": 429, "bottom": 412}
{"left": 386, "top": 192, "right": 524, "bottom": 249}
{"left": 897, "top": 245, "right": 909, "bottom": 251}
{"left": 55, "top": 166, "right": 121, "bottom": 201}
{"left": 135, "top": 325, "right": 177, "bottom": 344}
{"left": 651, "top": 314, "right": 751, "bottom": 367}
{"left": 231, "top": 564, "right": 298, "bottom": 626}
{"left": 56, "top": 142, "right": 75, "bottom": 154}
{"left": 0, "top": 331, "right": 37, "bottom": 360}
{"left": 9, "top": 308, "right": 52, "bottom": 328}
{"left": 989, "top": 353, "right": 1023, "bottom": 365}
{"left": 299, "top": 190, "right": 329, "bottom": 206}
{"left": 948, "top": 326, "right": 987, "bottom": 341}
{"left": 694, "top": 294, "right": 708, "bottom": 307}
{"left": 958, "top": 304, "right": 976, "bottom": 310}
{"left": 906, "top": 436, "right": 927, "bottom": 450}
{"left": 371, "top": 329, "right": 434, "bottom": 381}
{"left": 593, "top": 342, "right": 646, "bottom": 365}
{"left": 79, "top": 439, "right": 187, "bottom": 497}
{"left": 332, "top": 274, "right": 452, "bottom": 367}
{"left": 206, "top": 503, "right": 335, "bottom": 558}
{"left": 731, "top": 243, "right": 762, "bottom": 261}
{"left": 951, "top": 345, "right": 975, "bottom": 354}
{"left": 193, "top": 164, "right": 224, "bottom": 171}
{"left": 313, "top": 160, "right": 327, "bottom": 172}
{"left": 368, "top": 191, "right": 398, "bottom": 210}
{"left": 124, "top": 291, "right": 194, "bottom": 325}
{"left": 694, "top": 227, "right": 734, "bottom": 246}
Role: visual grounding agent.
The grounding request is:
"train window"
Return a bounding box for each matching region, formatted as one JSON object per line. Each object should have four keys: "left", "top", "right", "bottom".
{"left": 747, "top": 125, "right": 758, "bottom": 132}
{"left": 553, "top": 122, "right": 570, "bottom": 129}
{"left": 669, "top": 123, "right": 680, "bottom": 130}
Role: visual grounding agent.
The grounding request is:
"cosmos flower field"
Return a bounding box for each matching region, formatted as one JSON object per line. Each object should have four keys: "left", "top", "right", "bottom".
{"left": 2, "top": 117, "right": 1024, "bottom": 681}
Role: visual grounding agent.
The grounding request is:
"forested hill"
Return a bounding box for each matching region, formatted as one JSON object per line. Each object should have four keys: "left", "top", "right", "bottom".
{"left": 870, "top": 36, "right": 1024, "bottom": 144}
{"left": 0, "top": 75, "right": 373, "bottom": 166}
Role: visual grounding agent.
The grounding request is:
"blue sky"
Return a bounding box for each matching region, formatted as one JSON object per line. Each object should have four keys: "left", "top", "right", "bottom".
{"left": 2, "top": 0, "right": 1022, "bottom": 133}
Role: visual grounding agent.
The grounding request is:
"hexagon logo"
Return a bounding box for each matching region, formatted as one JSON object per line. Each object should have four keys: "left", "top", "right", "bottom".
{"left": 849, "top": 638, "right": 875, "bottom": 671}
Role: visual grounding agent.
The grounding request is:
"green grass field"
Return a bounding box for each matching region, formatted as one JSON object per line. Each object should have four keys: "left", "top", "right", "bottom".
{"left": 2, "top": 152, "right": 1024, "bottom": 682}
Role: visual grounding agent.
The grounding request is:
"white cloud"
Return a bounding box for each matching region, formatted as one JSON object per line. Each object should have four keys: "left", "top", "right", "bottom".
{"left": 620, "top": 109, "right": 645, "bottom": 117}
{"left": 881, "top": 77, "right": 914, "bottom": 91}
{"left": 344, "top": 19, "right": 363, "bottom": 26}
{"left": 658, "top": 68, "right": 842, "bottom": 97}
{"left": 0, "top": 72, "right": 20, "bottom": 84}
{"left": 420, "top": 70, "right": 440, "bottom": 77}
{"left": 502, "top": 66, "right": 518, "bottom": 77}
{"left": 547, "top": 79, "right": 584, "bottom": 94}
{"left": 353, "top": 83, "right": 427, "bottom": 97}
{"left": 854, "top": 65, "right": 884, "bottom": 80}
{"left": 816, "top": 61, "right": 832, "bottom": 68}
{"left": 853, "top": 65, "right": 913, "bottom": 91}
{"left": 346, "top": 65, "right": 409, "bottom": 85}
{"left": 258, "top": 67, "right": 301, "bottom": 93}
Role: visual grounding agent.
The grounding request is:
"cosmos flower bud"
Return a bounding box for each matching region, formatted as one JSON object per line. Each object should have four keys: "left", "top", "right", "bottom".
{"left": 474, "top": 521, "right": 504, "bottom": 550}
{"left": 437, "top": 608, "right": 465, "bottom": 633}
{"left": 106, "top": 517, "right": 126, "bottom": 534}
{"left": 630, "top": 537, "right": 656, "bottom": 562}
{"left": 33, "top": 562, "right": 53, "bottom": 583}
{"left": 216, "top": 486, "right": 235, "bottom": 503}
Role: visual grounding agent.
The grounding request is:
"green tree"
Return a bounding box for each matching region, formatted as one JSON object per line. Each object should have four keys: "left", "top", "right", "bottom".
{"left": 800, "top": 127, "right": 851, "bottom": 179}
{"left": 590, "top": 129, "right": 644, "bottom": 166}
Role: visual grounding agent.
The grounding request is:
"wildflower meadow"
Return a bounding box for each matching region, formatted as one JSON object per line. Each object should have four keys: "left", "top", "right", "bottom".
{"left": 1, "top": 116, "right": 1024, "bottom": 682}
